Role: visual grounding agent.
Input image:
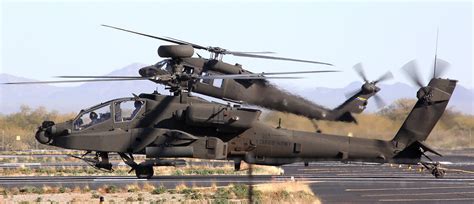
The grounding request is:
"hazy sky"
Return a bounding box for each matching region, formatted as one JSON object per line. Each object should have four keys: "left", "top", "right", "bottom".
{"left": 1, "top": 0, "right": 472, "bottom": 89}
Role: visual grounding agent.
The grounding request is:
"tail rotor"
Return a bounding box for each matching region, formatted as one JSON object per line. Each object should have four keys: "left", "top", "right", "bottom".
{"left": 345, "top": 63, "right": 393, "bottom": 109}
{"left": 402, "top": 59, "right": 450, "bottom": 88}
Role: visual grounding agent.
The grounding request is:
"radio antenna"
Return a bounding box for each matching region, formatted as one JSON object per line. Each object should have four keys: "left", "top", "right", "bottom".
{"left": 433, "top": 28, "right": 439, "bottom": 78}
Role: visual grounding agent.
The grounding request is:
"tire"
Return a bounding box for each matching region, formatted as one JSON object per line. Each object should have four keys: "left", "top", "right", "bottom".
{"left": 433, "top": 169, "right": 445, "bottom": 179}
{"left": 135, "top": 165, "right": 154, "bottom": 179}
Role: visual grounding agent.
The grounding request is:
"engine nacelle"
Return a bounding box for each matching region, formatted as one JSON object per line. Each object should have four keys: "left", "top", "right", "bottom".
{"left": 205, "top": 60, "right": 242, "bottom": 74}
{"left": 184, "top": 104, "right": 260, "bottom": 132}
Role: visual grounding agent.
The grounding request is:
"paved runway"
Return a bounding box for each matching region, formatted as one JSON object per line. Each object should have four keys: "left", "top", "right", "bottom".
{"left": 284, "top": 162, "right": 474, "bottom": 203}
{"left": 0, "top": 149, "right": 473, "bottom": 203}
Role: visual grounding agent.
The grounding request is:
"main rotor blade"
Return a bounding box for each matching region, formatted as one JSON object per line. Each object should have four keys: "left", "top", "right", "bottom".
{"left": 255, "top": 70, "right": 340, "bottom": 75}
{"left": 374, "top": 71, "right": 394, "bottom": 84}
{"left": 163, "top": 36, "right": 276, "bottom": 55}
{"left": 229, "top": 51, "right": 276, "bottom": 54}
{"left": 3, "top": 78, "right": 149, "bottom": 85}
{"left": 57, "top": 76, "right": 145, "bottom": 79}
{"left": 103, "top": 25, "right": 332, "bottom": 66}
{"left": 101, "top": 25, "right": 208, "bottom": 50}
{"left": 198, "top": 70, "right": 338, "bottom": 80}
{"left": 198, "top": 75, "right": 302, "bottom": 80}
{"left": 160, "top": 36, "right": 208, "bottom": 50}
{"left": 229, "top": 52, "right": 334, "bottom": 66}
{"left": 353, "top": 63, "right": 368, "bottom": 82}
{"left": 401, "top": 60, "right": 424, "bottom": 88}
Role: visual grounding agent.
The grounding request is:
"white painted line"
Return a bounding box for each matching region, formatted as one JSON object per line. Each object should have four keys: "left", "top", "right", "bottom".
{"left": 379, "top": 198, "right": 474, "bottom": 202}
{"left": 346, "top": 186, "right": 474, "bottom": 192}
{"left": 93, "top": 179, "right": 147, "bottom": 182}
{"left": 0, "top": 163, "right": 41, "bottom": 166}
{"left": 363, "top": 191, "right": 474, "bottom": 197}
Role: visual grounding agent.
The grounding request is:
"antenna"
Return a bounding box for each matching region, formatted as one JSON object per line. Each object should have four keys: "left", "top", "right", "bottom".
{"left": 433, "top": 28, "right": 439, "bottom": 78}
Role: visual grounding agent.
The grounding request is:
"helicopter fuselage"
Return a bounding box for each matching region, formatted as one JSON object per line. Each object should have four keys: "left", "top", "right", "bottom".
{"left": 39, "top": 92, "right": 399, "bottom": 166}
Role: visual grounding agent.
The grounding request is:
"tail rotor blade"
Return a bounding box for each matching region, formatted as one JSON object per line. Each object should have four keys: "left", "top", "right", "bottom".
{"left": 373, "top": 94, "right": 387, "bottom": 109}
{"left": 345, "top": 88, "right": 361, "bottom": 98}
{"left": 401, "top": 60, "right": 424, "bottom": 88}
{"left": 353, "top": 63, "right": 369, "bottom": 82}
{"left": 374, "top": 71, "right": 394, "bottom": 84}
{"left": 432, "top": 58, "right": 450, "bottom": 78}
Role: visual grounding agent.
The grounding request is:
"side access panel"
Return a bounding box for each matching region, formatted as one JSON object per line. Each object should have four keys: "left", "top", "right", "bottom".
{"left": 53, "top": 129, "right": 131, "bottom": 152}
{"left": 145, "top": 137, "right": 228, "bottom": 160}
{"left": 192, "top": 137, "right": 228, "bottom": 160}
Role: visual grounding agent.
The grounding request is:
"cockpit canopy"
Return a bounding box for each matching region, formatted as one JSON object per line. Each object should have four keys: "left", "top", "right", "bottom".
{"left": 73, "top": 98, "right": 145, "bottom": 131}
{"left": 154, "top": 60, "right": 196, "bottom": 75}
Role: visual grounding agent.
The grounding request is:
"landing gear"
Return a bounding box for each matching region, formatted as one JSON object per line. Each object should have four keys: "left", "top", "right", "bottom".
{"left": 118, "top": 152, "right": 152, "bottom": 179}
{"left": 421, "top": 162, "right": 446, "bottom": 179}
{"left": 69, "top": 151, "right": 113, "bottom": 171}
{"left": 135, "top": 164, "right": 154, "bottom": 179}
{"left": 118, "top": 153, "right": 186, "bottom": 179}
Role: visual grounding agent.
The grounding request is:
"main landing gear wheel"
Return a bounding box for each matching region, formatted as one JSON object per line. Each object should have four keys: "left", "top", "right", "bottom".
{"left": 118, "top": 153, "right": 154, "bottom": 179}
{"left": 135, "top": 165, "right": 154, "bottom": 179}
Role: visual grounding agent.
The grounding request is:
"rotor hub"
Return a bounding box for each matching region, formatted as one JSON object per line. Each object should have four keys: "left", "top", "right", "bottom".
{"left": 417, "top": 86, "right": 433, "bottom": 102}
{"left": 361, "top": 82, "right": 379, "bottom": 94}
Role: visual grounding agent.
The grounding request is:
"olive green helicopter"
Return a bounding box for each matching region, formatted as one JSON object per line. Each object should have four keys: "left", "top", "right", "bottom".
{"left": 4, "top": 26, "right": 454, "bottom": 180}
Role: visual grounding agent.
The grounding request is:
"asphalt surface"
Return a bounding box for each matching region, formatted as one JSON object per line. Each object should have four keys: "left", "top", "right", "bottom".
{"left": 0, "top": 150, "right": 473, "bottom": 203}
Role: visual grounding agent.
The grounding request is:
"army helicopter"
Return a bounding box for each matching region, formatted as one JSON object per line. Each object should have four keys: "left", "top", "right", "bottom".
{"left": 25, "top": 58, "right": 454, "bottom": 179}
{"left": 53, "top": 25, "right": 393, "bottom": 123}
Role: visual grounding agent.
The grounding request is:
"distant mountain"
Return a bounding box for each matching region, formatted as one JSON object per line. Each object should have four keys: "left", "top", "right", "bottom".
{"left": 0, "top": 74, "right": 67, "bottom": 113}
{"left": 1, "top": 63, "right": 473, "bottom": 114}
{"left": 293, "top": 81, "right": 473, "bottom": 114}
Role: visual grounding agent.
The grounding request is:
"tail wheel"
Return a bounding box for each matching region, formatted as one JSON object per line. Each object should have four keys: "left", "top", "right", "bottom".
{"left": 432, "top": 168, "right": 446, "bottom": 179}
{"left": 135, "top": 165, "right": 154, "bottom": 179}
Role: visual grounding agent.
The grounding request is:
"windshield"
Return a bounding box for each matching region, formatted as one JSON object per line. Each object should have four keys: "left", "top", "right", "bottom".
{"left": 114, "top": 100, "right": 144, "bottom": 122}
{"left": 73, "top": 104, "right": 111, "bottom": 130}
{"left": 155, "top": 60, "right": 170, "bottom": 72}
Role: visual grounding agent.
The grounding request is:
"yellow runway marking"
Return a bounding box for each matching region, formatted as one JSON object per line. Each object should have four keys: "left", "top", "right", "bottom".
{"left": 444, "top": 168, "right": 474, "bottom": 174}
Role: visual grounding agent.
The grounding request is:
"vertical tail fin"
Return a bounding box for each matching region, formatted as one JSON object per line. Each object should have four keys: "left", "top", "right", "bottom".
{"left": 391, "top": 78, "right": 457, "bottom": 148}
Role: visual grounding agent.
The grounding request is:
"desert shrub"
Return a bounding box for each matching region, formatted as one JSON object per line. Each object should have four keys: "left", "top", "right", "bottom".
{"left": 213, "top": 188, "right": 231, "bottom": 204}
{"left": 151, "top": 185, "right": 167, "bottom": 195}
{"left": 231, "top": 184, "right": 248, "bottom": 199}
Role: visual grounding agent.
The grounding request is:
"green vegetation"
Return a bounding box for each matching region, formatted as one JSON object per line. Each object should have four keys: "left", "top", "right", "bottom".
{"left": 0, "top": 182, "right": 320, "bottom": 203}
{"left": 264, "top": 99, "right": 474, "bottom": 149}
{"left": 151, "top": 185, "right": 167, "bottom": 195}
{"left": 0, "top": 162, "right": 280, "bottom": 177}
{"left": 0, "top": 105, "right": 75, "bottom": 150}
{"left": 231, "top": 184, "right": 248, "bottom": 199}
